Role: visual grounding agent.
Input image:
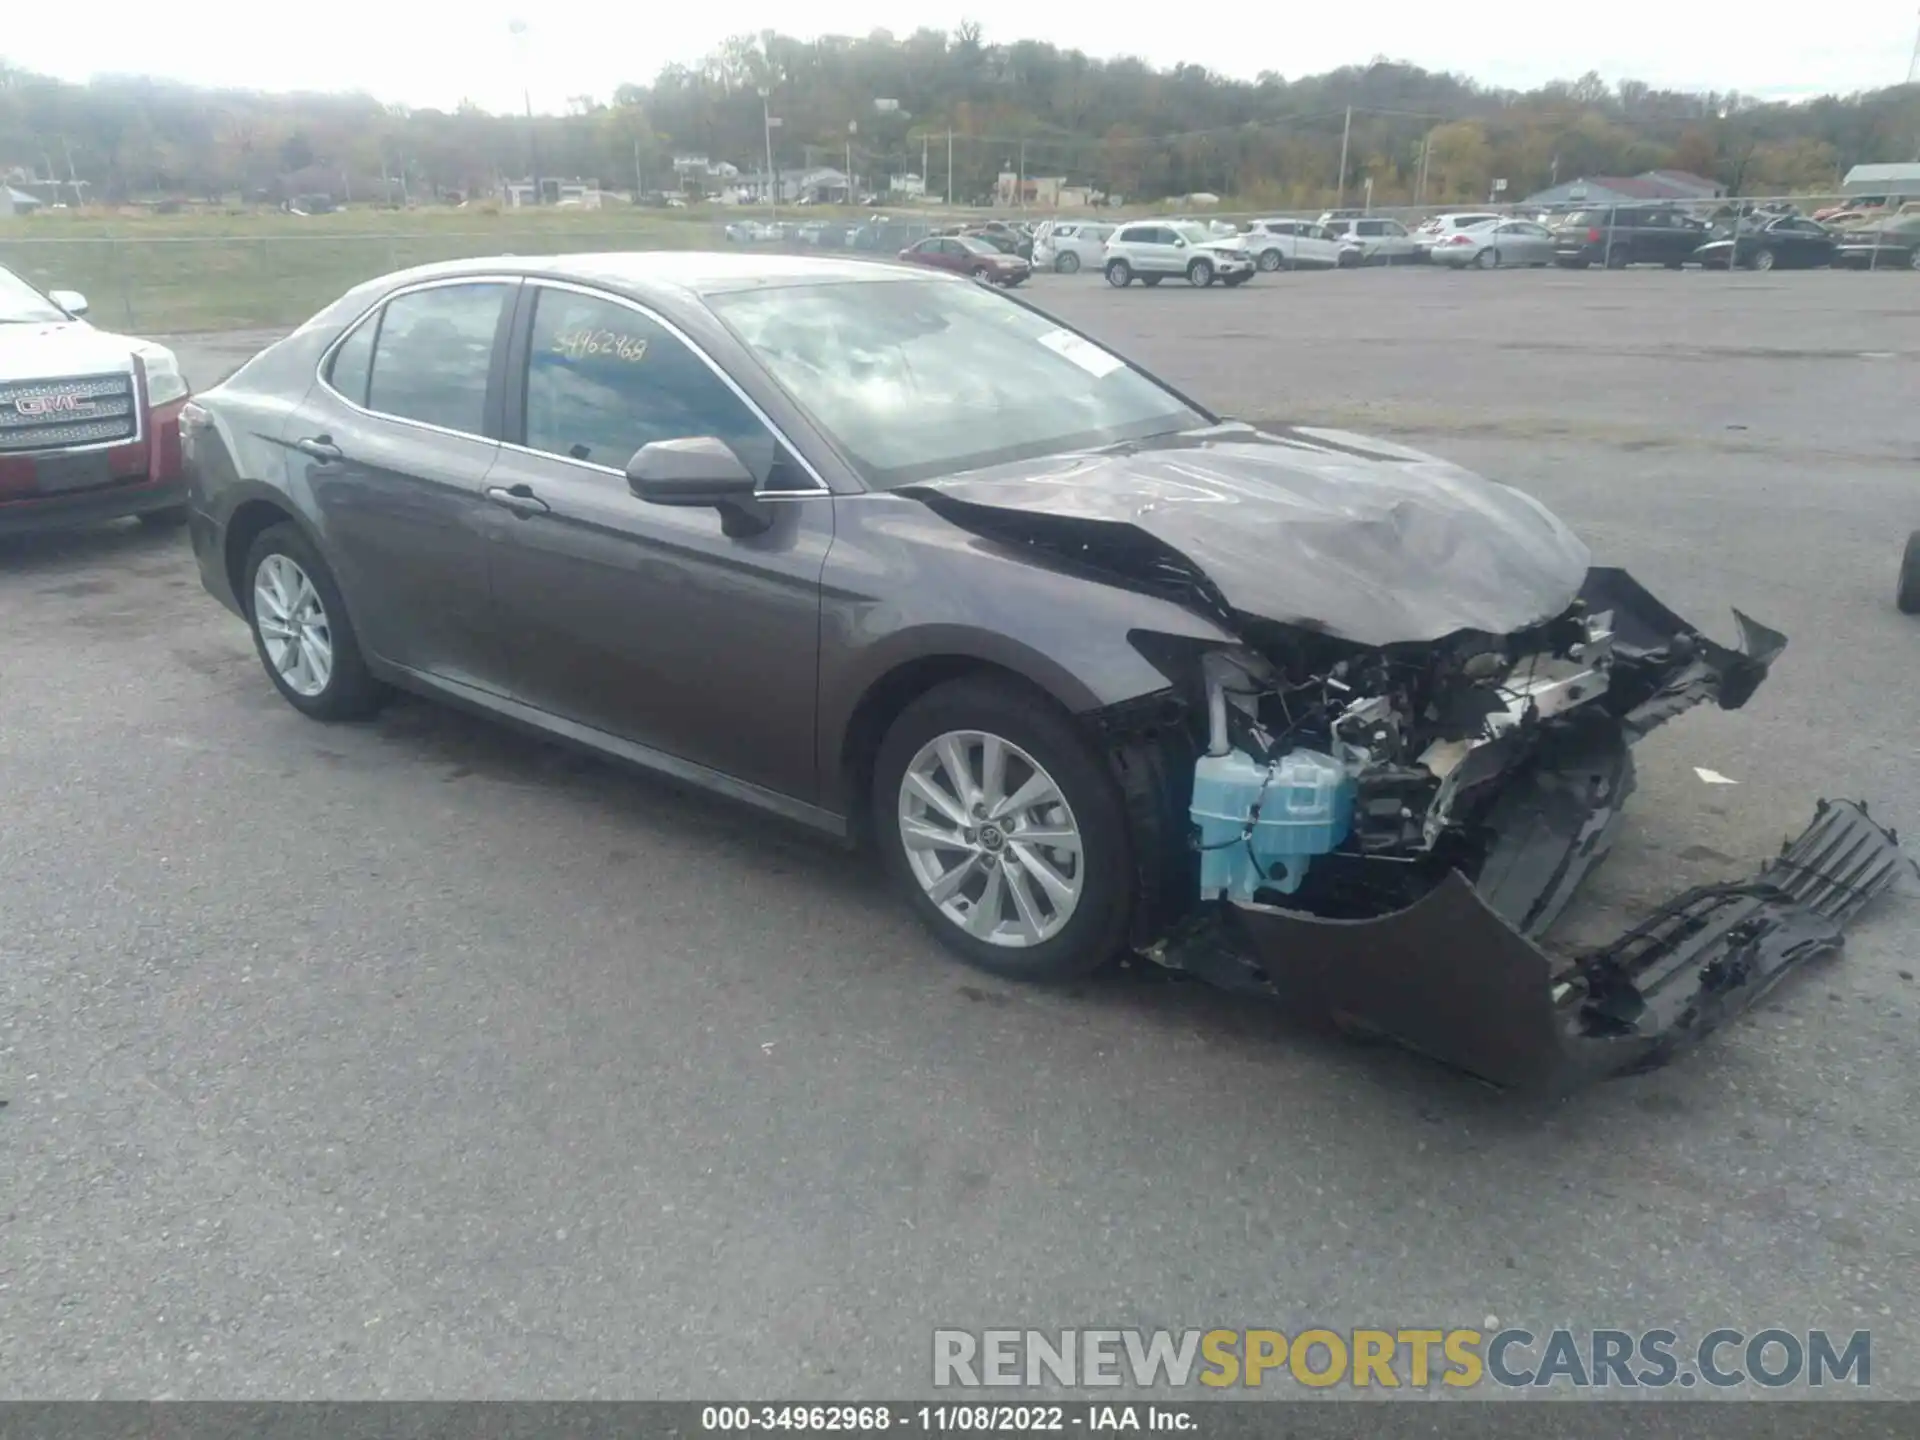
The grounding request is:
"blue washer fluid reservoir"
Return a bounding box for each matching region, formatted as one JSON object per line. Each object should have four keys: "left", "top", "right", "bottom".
{"left": 1190, "top": 748, "right": 1356, "bottom": 902}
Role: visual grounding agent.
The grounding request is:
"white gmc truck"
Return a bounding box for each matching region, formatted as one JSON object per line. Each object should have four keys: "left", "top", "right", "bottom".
{"left": 1, "top": 263, "right": 192, "bottom": 536}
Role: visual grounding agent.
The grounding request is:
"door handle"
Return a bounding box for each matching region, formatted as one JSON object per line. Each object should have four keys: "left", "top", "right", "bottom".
{"left": 293, "top": 434, "right": 344, "bottom": 462}
{"left": 485, "top": 483, "right": 550, "bottom": 517}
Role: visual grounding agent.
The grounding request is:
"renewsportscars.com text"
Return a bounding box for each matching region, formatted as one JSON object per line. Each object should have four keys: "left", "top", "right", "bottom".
{"left": 932, "top": 1328, "right": 1872, "bottom": 1390}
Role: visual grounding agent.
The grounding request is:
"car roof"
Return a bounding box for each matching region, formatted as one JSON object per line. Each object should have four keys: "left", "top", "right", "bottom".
{"left": 342, "top": 251, "right": 936, "bottom": 304}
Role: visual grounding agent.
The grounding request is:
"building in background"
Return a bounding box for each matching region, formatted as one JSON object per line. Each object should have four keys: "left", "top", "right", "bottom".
{"left": 501, "top": 177, "right": 605, "bottom": 207}
{"left": 1841, "top": 163, "right": 1920, "bottom": 200}
{"left": 1522, "top": 170, "right": 1726, "bottom": 208}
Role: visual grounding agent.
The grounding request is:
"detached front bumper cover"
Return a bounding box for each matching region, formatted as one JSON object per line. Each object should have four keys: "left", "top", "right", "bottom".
{"left": 1152, "top": 800, "right": 1912, "bottom": 1090}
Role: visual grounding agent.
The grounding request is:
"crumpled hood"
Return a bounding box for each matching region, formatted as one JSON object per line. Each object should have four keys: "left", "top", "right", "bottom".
{"left": 0, "top": 320, "right": 156, "bottom": 384}
{"left": 900, "top": 424, "right": 1592, "bottom": 646}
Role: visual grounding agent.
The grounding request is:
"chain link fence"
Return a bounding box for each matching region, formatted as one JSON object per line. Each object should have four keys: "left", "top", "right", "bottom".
{"left": 1, "top": 191, "right": 1909, "bottom": 334}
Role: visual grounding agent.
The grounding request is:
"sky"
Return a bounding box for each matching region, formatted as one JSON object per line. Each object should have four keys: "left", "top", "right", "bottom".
{"left": 5, "top": 2, "right": 1915, "bottom": 114}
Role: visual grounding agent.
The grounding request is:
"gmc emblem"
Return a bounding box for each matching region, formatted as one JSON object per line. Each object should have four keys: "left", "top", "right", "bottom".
{"left": 15, "top": 392, "right": 85, "bottom": 417}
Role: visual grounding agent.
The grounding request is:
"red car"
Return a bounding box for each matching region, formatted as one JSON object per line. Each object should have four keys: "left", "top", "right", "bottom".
{"left": 897, "top": 234, "right": 1030, "bottom": 287}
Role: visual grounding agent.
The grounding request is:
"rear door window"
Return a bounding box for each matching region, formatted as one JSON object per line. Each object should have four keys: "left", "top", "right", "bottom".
{"left": 365, "top": 282, "right": 509, "bottom": 435}
{"left": 325, "top": 312, "right": 377, "bottom": 407}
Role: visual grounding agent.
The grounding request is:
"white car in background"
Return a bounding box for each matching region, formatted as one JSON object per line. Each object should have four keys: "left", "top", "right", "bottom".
{"left": 1031, "top": 221, "right": 1116, "bottom": 274}
{"left": 1102, "top": 221, "right": 1256, "bottom": 288}
{"left": 1428, "top": 218, "right": 1557, "bottom": 269}
{"left": 1241, "top": 218, "right": 1346, "bottom": 272}
{"left": 1319, "top": 216, "right": 1419, "bottom": 266}
{"left": 1412, "top": 212, "right": 1504, "bottom": 258}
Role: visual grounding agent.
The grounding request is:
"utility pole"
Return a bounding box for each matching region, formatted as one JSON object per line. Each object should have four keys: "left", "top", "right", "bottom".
{"left": 1335, "top": 105, "right": 1353, "bottom": 210}
{"left": 509, "top": 19, "right": 539, "bottom": 204}
{"left": 922, "top": 133, "right": 929, "bottom": 190}
{"left": 847, "top": 120, "right": 856, "bottom": 204}
{"left": 760, "top": 87, "right": 779, "bottom": 219}
{"left": 633, "top": 135, "right": 644, "bottom": 199}
{"left": 1018, "top": 138, "right": 1026, "bottom": 210}
{"left": 1415, "top": 131, "right": 1432, "bottom": 205}
{"left": 946, "top": 128, "right": 954, "bottom": 208}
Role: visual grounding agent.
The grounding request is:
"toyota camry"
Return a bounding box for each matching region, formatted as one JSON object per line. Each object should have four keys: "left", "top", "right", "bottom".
{"left": 179, "top": 253, "right": 1909, "bottom": 1089}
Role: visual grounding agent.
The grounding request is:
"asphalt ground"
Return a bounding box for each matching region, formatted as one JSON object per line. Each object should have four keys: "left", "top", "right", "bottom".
{"left": 3, "top": 265, "right": 1917, "bottom": 1399}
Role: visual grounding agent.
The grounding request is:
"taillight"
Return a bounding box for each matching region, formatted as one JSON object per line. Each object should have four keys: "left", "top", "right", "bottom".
{"left": 1448, "top": 234, "right": 1473, "bottom": 245}
{"left": 1587, "top": 227, "right": 1603, "bottom": 243}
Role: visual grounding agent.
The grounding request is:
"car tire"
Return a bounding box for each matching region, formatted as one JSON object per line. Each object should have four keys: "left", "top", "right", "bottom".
{"left": 1256, "top": 248, "right": 1284, "bottom": 272}
{"left": 1605, "top": 247, "right": 1630, "bottom": 269}
{"left": 1105, "top": 259, "right": 1133, "bottom": 287}
{"left": 1187, "top": 258, "right": 1214, "bottom": 287}
{"left": 1475, "top": 247, "right": 1500, "bottom": 270}
{"left": 970, "top": 264, "right": 992, "bottom": 280}
{"left": 138, "top": 505, "right": 190, "bottom": 529}
{"left": 1749, "top": 247, "right": 1776, "bottom": 272}
{"left": 873, "top": 675, "right": 1134, "bottom": 984}
{"left": 1055, "top": 251, "right": 1080, "bottom": 274}
{"left": 1899, "top": 531, "right": 1920, "bottom": 615}
{"left": 242, "top": 522, "right": 386, "bottom": 722}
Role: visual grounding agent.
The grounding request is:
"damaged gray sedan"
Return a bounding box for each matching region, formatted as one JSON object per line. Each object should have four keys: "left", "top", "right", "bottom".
{"left": 181, "top": 253, "right": 1911, "bottom": 1090}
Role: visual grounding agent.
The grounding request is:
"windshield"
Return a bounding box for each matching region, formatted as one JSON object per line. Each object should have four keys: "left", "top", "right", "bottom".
{"left": 1172, "top": 222, "right": 1219, "bottom": 244}
{"left": 0, "top": 265, "right": 71, "bottom": 324}
{"left": 709, "top": 277, "right": 1207, "bottom": 488}
{"left": 955, "top": 235, "right": 1001, "bottom": 256}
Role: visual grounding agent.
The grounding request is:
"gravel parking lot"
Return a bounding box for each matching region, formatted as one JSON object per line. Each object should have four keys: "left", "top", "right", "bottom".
{"left": 4, "top": 266, "right": 1917, "bottom": 1399}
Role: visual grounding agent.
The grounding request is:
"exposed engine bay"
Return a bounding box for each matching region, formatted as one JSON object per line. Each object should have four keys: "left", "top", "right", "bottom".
{"left": 1121, "top": 569, "right": 1909, "bottom": 1090}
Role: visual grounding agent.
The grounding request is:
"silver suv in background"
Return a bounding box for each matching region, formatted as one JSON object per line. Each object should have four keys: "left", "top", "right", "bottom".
{"left": 1319, "top": 216, "right": 1419, "bottom": 266}
{"left": 1103, "top": 221, "right": 1257, "bottom": 288}
{"left": 1031, "top": 221, "right": 1116, "bottom": 274}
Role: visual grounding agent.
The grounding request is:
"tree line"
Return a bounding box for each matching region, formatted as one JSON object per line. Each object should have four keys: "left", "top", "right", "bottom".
{"left": 3, "top": 28, "right": 1917, "bottom": 209}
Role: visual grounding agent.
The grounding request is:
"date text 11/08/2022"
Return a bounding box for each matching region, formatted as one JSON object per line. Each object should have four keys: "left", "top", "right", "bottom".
{"left": 701, "top": 1406, "right": 1193, "bottom": 1432}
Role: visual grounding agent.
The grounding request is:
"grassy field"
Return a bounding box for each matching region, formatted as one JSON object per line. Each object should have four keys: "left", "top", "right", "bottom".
{"left": 0, "top": 208, "right": 749, "bottom": 333}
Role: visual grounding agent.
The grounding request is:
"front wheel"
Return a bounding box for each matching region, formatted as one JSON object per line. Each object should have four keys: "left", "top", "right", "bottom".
{"left": 873, "top": 676, "right": 1133, "bottom": 982}
{"left": 1104, "top": 259, "right": 1133, "bottom": 287}
{"left": 1187, "top": 258, "right": 1214, "bottom": 287}
{"left": 1475, "top": 247, "right": 1500, "bottom": 270}
{"left": 1749, "top": 247, "right": 1777, "bottom": 272}
{"left": 243, "top": 523, "right": 386, "bottom": 722}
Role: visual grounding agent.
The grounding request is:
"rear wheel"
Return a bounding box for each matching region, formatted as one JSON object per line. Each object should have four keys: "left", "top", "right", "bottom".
{"left": 1605, "top": 246, "right": 1630, "bottom": 269}
{"left": 1908, "top": 247, "right": 1920, "bottom": 271}
{"left": 1105, "top": 259, "right": 1133, "bottom": 287}
{"left": 1475, "top": 247, "right": 1500, "bottom": 270}
{"left": 1055, "top": 250, "right": 1081, "bottom": 273}
{"left": 1256, "top": 247, "right": 1285, "bottom": 272}
{"left": 1899, "top": 531, "right": 1920, "bottom": 615}
{"left": 243, "top": 523, "right": 385, "bottom": 722}
{"left": 873, "top": 676, "right": 1133, "bottom": 983}
{"left": 1749, "top": 247, "right": 1777, "bottom": 272}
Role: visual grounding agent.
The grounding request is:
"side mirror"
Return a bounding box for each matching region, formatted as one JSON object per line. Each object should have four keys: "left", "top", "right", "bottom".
{"left": 49, "top": 289, "right": 89, "bottom": 317}
{"left": 1172, "top": 238, "right": 1187, "bottom": 248}
{"left": 626, "top": 436, "right": 772, "bottom": 537}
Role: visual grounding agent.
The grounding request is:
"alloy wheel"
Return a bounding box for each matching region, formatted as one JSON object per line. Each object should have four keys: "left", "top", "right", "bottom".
{"left": 896, "top": 730, "right": 1084, "bottom": 948}
{"left": 253, "top": 553, "right": 334, "bottom": 698}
